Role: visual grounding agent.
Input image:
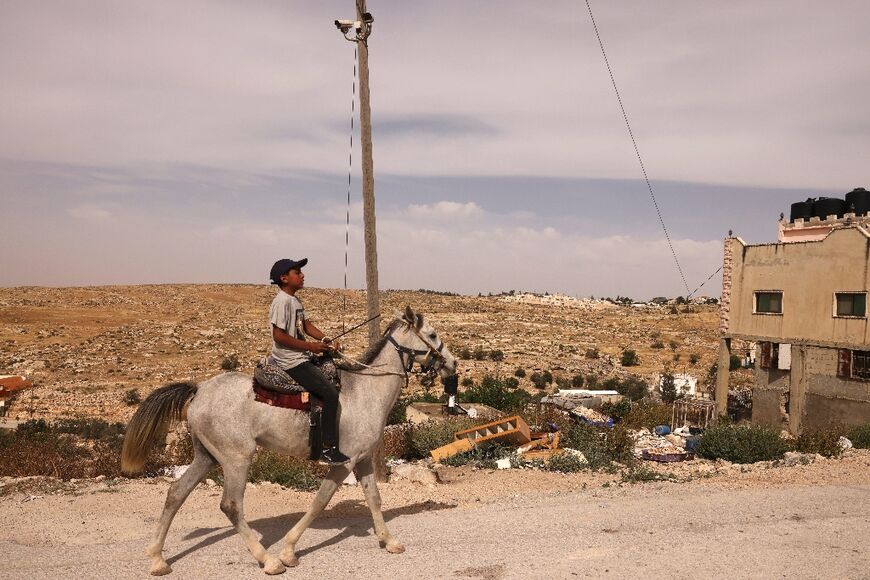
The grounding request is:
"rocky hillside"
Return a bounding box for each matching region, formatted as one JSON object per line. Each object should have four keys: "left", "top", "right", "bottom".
{"left": 0, "top": 285, "right": 722, "bottom": 422}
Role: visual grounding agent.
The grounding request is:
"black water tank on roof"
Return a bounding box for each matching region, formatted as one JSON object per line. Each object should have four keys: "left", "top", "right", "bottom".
{"left": 845, "top": 187, "right": 870, "bottom": 216}
{"left": 790, "top": 199, "right": 814, "bottom": 222}
{"left": 812, "top": 197, "right": 846, "bottom": 219}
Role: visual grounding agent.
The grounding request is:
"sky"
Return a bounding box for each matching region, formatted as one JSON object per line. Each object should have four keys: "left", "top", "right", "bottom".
{"left": 1, "top": 1, "right": 868, "bottom": 299}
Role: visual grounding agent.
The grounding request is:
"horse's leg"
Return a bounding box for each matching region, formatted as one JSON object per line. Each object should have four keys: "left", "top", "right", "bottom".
{"left": 218, "top": 456, "right": 286, "bottom": 575}
{"left": 279, "top": 463, "right": 352, "bottom": 567}
{"left": 355, "top": 455, "right": 404, "bottom": 554}
{"left": 146, "top": 438, "right": 216, "bottom": 576}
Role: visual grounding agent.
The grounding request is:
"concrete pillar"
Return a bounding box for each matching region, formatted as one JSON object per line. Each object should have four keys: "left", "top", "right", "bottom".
{"left": 715, "top": 337, "right": 731, "bottom": 418}
{"left": 789, "top": 345, "right": 807, "bottom": 435}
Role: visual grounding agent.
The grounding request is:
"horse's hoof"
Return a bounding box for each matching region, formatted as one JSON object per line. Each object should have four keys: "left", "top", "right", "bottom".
{"left": 150, "top": 562, "right": 172, "bottom": 576}
{"left": 279, "top": 551, "right": 299, "bottom": 568}
{"left": 263, "top": 557, "right": 286, "bottom": 575}
{"left": 386, "top": 542, "right": 405, "bottom": 554}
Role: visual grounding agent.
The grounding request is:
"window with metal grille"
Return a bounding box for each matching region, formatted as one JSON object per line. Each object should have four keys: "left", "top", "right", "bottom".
{"left": 837, "top": 349, "right": 870, "bottom": 380}
{"left": 852, "top": 350, "right": 870, "bottom": 379}
{"left": 754, "top": 291, "right": 782, "bottom": 314}
{"left": 835, "top": 292, "right": 866, "bottom": 317}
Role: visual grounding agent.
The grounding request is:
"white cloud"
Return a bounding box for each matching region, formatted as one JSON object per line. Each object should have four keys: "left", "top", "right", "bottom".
{"left": 67, "top": 205, "right": 112, "bottom": 221}
{"left": 407, "top": 201, "right": 483, "bottom": 221}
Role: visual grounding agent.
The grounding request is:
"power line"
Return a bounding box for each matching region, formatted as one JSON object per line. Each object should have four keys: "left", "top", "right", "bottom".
{"left": 584, "top": 0, "right": 691, "bottom": 296}
{"left": 342, "top": 44, "right": 358, "bottom": 333}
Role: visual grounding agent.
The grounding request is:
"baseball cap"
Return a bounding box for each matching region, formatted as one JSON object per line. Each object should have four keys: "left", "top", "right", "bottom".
{"left": 269, "top": 258, "right": 308, "bottom": 284}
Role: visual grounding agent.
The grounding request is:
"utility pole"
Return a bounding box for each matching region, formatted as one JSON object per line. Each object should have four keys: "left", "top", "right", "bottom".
{"left": 336, "top": 2, "right": 379, "bottom": 347}
{"left": 335, "top": 3, "right": 387, "bottom": 482}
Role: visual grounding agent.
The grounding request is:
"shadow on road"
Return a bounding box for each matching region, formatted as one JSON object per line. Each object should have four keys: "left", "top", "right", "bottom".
{"left": 167, "top": 498, "right": 456, "bottom": 566}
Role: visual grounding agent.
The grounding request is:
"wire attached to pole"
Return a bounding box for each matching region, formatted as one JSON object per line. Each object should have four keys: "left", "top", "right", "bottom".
{"left": 585, "top": 0, "right": 691, "bottom": 297}
{"left": 342, "top": 44, "right": 358, "bottom": 333}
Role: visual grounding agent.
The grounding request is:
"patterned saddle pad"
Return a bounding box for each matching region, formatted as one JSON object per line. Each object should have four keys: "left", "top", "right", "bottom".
{"left": 251, "top": 356, "right": 340, "bottom": 411}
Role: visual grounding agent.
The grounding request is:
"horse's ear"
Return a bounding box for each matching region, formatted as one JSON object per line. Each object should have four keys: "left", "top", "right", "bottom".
{"left": 404, "top": 305, "right": 414, "bottom": 324}
{"left": 415, "top": 313, "right": 424, "bottom": 330}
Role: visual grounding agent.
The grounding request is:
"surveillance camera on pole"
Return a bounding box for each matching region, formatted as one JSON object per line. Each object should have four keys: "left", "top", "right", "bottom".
{"left": 334, "top": 12, "right": 373, "bottom": 42}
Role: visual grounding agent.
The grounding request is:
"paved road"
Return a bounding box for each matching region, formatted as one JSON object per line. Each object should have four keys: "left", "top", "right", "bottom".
{"left": 3, "top": 484, "right": 869, "bottom": 579}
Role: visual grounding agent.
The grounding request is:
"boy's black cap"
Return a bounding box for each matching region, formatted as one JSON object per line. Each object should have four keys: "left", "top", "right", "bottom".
{"left": 270, "top": 258, "right": 308, "bottom": 284}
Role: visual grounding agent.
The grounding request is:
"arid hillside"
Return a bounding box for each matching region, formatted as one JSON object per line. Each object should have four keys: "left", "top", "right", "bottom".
{"left": 0, "top": 285, "right": 721, "bottom": 422}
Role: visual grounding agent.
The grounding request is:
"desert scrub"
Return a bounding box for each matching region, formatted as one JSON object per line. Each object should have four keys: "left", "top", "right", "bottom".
{"left": 408, "top": 417, "right": 479, "bottom": 460}
{"left": 545, "top": 451, "right": 589, "bottom": 473}
{"left": 696, "top": 423, "right": 788, "bottom": 464}
{"left": 847, "top": 424, "right": 870, "bottom": 448}
{"left": 220, "top": 354, "right": 241, "bottom": 371}
{"left": 387, "top": 390, "right": 443, "bottom": 425}
{"left": 248, "top": 450, "right": 325, "bottom": 491}
{"left": 442, "top": 442, "right": 515, "bottom": 468}
{"left": 791, "top": 426, "right": 844, "bottom": 458}
{"left": 561, "top": 423, "right": 634, "bottom": 470}
{"left": 620, "top": 401, "right": 672, "bottom": 430}
{"left": 123, "top": 388, "right": 141, "bottom": 406}
{"left": 620, "top": 465, "right": 678, "bottom": 484}
{"left": 459, "top": 374, "right": 531, "bottom": 412}
{"left": 600, "top": 398, "right": 631, "bottom": 422}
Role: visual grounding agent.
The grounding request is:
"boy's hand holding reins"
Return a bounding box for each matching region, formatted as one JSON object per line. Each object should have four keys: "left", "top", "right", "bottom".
{"left": 308, "top": 338, "right": 342, "bottom": 355}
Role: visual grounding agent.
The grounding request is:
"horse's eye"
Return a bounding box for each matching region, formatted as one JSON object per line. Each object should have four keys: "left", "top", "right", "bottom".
{"left": 429, "top": 333, "right": 437, "bottom": 340}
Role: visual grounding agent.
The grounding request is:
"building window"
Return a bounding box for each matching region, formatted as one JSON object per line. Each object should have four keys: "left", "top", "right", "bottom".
{"left": 754, "top": 291, "right": 783, "bottom": 314}
{"left": 758, "top": 341, "right": 779, "bottom": 369}
{"left": 838, "top": 349, "right": 870, "bottom": 380}
{"left": 835, "top": 292, "right": 866, "bottom": 317}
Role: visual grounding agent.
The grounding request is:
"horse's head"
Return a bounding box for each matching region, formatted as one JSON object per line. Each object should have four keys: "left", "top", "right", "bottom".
{"left": 390, "top": 305, "right": 457, "bottom": 378}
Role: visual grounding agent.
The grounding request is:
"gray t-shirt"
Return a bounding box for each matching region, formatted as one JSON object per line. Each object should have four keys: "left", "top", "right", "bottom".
{"left": 269, "top": 291, "right": 310, "bottom": 369}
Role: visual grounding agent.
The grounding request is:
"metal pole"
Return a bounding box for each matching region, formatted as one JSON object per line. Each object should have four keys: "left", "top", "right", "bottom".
{"left": 356, "top": 0, "right": 380, "bottom": 348}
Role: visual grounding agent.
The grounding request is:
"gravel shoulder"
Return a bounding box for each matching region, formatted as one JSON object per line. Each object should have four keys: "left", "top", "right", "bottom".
{"left": 2, "top": 451, "right": 869, "bottom": 579}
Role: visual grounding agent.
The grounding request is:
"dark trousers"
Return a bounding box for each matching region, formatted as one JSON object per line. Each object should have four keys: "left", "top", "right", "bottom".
{"left": 285, "top": 362, "right": 340, "bottom": 448}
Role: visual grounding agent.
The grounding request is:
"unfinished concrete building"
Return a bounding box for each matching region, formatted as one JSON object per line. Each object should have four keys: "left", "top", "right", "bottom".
{"left": 716, "top": 189, "right": 870, "bottom": 433}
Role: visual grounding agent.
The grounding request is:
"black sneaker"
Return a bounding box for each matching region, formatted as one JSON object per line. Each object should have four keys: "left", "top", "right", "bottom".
{"left": 319, "top": 447, "right": 351, "bottom": 465}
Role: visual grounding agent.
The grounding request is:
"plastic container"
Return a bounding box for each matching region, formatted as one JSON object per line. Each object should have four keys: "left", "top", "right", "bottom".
{"left": 654, "top": 425, "right": 671, "bottom": 436}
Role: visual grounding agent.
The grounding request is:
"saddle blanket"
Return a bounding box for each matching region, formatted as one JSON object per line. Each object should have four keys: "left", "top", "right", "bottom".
{"left": 252, "top": 378, "right": 315, "bottom": 411}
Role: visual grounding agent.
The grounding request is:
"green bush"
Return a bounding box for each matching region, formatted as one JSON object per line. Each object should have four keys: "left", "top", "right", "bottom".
{"left": 442, "top": 442, "right": 514, "bottom": 469}
{"left": 504, "top": 377, "right": 520, "bottom": 389}
{"left": 545, "top": 451, "right": 588, "bottom": 473}
{"left": 458, "top": 347, "right": 472, "bottom": 360}
{"left": 650, "top": 340, "right": 664, "bottom": 349}
{"left": 792, "top": 427, "right": 844, "bottom": 458}
{"left": 248, "top": 450, "right": 325, "bottom": 491}
{"left": 53, "top": 418, "right": 125, "bottom": 441}
{"left": 459, "top": 375, "right": 531, "bottom": 412}
{"left": 542, "top": 370, "right": 553, "bottom": 384}
{"left": 489, "top": 350, "right": 505, "bottom": 362}
{"left": 461, "top": 377, "right": 474, "bottom": 388}
{"left": 530, "top": 372, "right": 547, "bottom": 389}
{"left": 689, "top": 353, "right": 700, "bottom": 365}
{"left": 601, "top": 398, "right": 631, "bottom": 422}
{"left": 408, "top": 418, "right": 479, "bottom": 459}
{"left": 621, "top": 349, "right": 639, "bottom": 366}
{"left": 555, "top": 376, "right": 570, "bottom": 390}
{"left": 621, "top": 401, "right": 672, "bottom": 430}
{"left": 613, "top": 376, "right": 649, "bottom": 402}
{"left": 847, "top": 424, "right": 870, "bottom": 448}
{"left": 571, "top": 374, "right": 584, "bottom": 388}
{"left": 585, "top": 348, "right": 600, "bottom": 359}
{"left": 729, "top": 354, "right": 742, "bottom": 371}
{"left": 472, "top": 347, "right": 487, "bottom": 361}
{"left": 123, "top": 388, "right": 141, "bottom": 406}
{"left": 514, "top": 368, "right": 526, "bottom": 378}
{"left": 696, "top": 424, "right": 788, "bottom": 464}
{"left": 221, "top": 354, "right": 240, "bottom": 371}
{"left": 561, "top": 423, "right": 634, "bottom": 471}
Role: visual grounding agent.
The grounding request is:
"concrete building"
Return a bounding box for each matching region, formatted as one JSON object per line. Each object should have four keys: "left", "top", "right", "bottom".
{"left": 716, "top": 202, "right": 870, "bottom": 433}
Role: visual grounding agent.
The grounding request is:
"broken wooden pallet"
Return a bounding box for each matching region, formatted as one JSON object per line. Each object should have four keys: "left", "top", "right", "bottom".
{"left": 454, "top": 415, "right": 531, "bottom": 446}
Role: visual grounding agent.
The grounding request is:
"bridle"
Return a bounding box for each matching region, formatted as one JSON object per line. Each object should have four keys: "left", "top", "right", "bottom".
{"left": 387, "top": 323, "right": 447, "bottom": 375}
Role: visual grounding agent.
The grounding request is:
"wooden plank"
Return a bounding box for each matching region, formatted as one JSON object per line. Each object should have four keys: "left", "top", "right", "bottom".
{"left": 430, "top": 438, "right": 474, "bottom": 461}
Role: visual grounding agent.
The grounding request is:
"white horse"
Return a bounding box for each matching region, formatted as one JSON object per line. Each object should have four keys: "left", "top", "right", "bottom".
{"left": 121, "top": 306, "right": 457, "bottom": 575}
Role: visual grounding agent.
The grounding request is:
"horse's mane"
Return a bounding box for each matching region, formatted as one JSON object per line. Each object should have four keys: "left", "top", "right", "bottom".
{"left": 335, "top": 318, "right": 405, "bottom": 371}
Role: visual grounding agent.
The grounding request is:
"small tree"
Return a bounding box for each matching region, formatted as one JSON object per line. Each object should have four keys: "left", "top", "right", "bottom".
{"left": 621, "top": 349, "right": 639, "bottom": 366}
{"left": 660, "top": 372, "right": 679, "bottom": 404}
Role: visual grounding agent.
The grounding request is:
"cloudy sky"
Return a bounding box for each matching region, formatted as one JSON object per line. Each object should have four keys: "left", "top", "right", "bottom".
{"left": 1, "top": 1, "right": 868, "bottom": 298}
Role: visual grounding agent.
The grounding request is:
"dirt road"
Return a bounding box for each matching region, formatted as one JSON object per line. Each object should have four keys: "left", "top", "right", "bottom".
{"left": 2, "top": 468, "right": 868, "bottom": 580}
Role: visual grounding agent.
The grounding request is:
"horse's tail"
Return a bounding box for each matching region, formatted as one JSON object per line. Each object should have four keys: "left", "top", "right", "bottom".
{"left": 121, "top": 381, "right": 198, "bottom": 476}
